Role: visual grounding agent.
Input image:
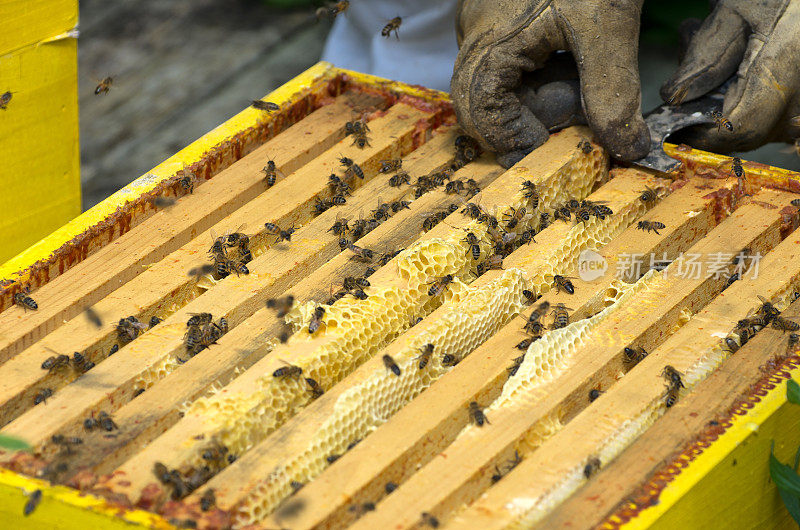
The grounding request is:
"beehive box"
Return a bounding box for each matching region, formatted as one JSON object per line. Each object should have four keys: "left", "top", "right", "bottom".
{"left": 1, "top": 62, "right": 800, "bottom": 530}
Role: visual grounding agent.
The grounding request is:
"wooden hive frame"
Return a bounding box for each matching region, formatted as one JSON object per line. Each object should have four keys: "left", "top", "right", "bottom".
{"left": 0, "top": 62, "right": 800, "bottom": 529}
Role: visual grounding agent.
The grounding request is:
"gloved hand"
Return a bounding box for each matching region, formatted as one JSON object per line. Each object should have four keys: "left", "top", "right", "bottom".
{"left": 450, "top": 0, "right": 650, "bottom": 168}
{"left": 661, "top": 0, "right": 800, "bottom": 152}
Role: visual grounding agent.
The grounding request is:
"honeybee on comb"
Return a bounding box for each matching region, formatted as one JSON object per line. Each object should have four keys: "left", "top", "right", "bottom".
{"left": 273, "top": 360, "right": 303, "bottom": 379}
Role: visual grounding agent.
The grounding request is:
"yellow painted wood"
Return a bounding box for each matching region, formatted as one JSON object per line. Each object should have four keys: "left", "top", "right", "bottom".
{"left": 0, "top": 468, "right": 170, "bottom": 529}
{"left": 0, "top": 0, "right": 77, "bottom": 56}
{"left": 620, "top": 372, "right": 800, "bottom": 530}
{"left": 0, "top": 17, "right": 80, "bottom": 263}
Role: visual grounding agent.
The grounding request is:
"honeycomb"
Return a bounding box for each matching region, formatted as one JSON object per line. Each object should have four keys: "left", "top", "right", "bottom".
{"left": 231, "top": 268, "right": 527, "bottom": 524}
{"left": 171, "top": 145, "right": 606, "bottom": 483}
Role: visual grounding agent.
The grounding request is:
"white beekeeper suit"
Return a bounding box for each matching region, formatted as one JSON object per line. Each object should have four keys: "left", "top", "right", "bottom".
{"left": 321, "top": 0, "right": 459, "bottom": 92}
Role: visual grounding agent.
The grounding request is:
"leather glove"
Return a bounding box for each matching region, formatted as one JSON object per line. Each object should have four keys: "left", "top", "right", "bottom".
{"left": 661, "top": 0, "right": 800, "bottom": 152}
{"left": 451, "top": 0, "right": 650, "bottom": 168}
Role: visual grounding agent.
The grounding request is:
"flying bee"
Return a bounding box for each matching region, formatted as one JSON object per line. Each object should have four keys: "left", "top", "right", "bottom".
{"left": 639, "top": 186, "right": 658, "bottom": 205}
{"left": 462, "top": 231, "right": 481, "bottom": 260}
{"left": 380, "top": 159, "right": 402, "bottom": 173}
{"left": 51, "top": 435, "right": 83, "bottom": 454}
{"left": 623, "top": 346, "right": 648, "bottom": 366}
{"left": 578, "top": 139, "right": 594, "bottom": 154}
{"left": 0, "top": 91, "right": 12, "bottom": 110}
{"left": 262, "top": 159, "right": 281, "bottom": 187}
{"left": 445, "top": 180, "right": 465, "bottom": 195}
{"left": 94, "top": 76, "right": 113, "bottom": 95}
{"left": 382, "top": 16, "right": 402, "bottom": 39}
{"left": 305, "top": 377, "right": 324, "bottom": 398}
{"left": 347, "top": 242, "right": 374, "bottom": 262}
{"left": 730, "top": 156, "right": 745, "bottom": 181}
{"left": 33, "top": 388, "right": 53, "bottom": 405}
{"left": 550, "top": 303, "right": 571, "bottom": 329}
{"left": 200, "top": 489, "right": 216, "bottom": 512}
{"left": 428, "top": 274, "right": 454, "bottom": 296}
{"left": 637, "top": 220, "right": 666, "bottom": 234}
{"left": 662, "top": 365, "right": 685, "bottom": 389}
{"left": 23, "top": 489, "right": 42, "bottom": 516}
{"left": 14, "top": 290, "right": 38, "bottom": 311}
{"left": 503, "top": 206, "right": 526, "bottom": 229}
{"left": 309, "top": 306, "right": 325, "bottom": 334}
{"left": 583, "top": 456, "right": 601, "bottom": 478}
{"left": 328, "top": 214, "right": 350, "bottom": 236}
{"left": 330, "top": 0, "right": 350, "bottom": 16}
{"left": 469, "top": 401, "right": 488, "bottom": 426}
{"left": 389, "top": 171, "right": 411, "bottom": 187}
{"left": 265, "top": 295, "right": 296, "bottom": 317}
{"left": 553, "top": 275, "right": 575, "bottom": 295}
{"left": 529, "top": 300, "right": 551, "bottom": 322}
{"left": 416, "top": 343, "right": 434, "bottom": 369}
{"left": 188, "top": 264, "right": 215, "bottom": 280}
{"left": 772, "top": 316, "right": 800, "bottom": 333}
{"left": 709, "top": 110, "right": 734, "bottom": 132}
{"left": 251, "top": 100, "right": 279, "bottom": 112}
{"left": 383, "top": 354, "right": 401, "bottom": 376}
{"left": 273, "top": 360, "right": 303, "bottom": 379}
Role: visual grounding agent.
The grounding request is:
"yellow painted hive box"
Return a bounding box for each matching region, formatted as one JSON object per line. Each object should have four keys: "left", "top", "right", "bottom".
{"left": 1, "top": 62, "right": 800, "bottom": 530}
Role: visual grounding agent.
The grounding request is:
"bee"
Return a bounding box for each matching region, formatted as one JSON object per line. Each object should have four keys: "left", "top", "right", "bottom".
{"left": 664, "top": 385, "right": 680, "bottom": 408}
{"left": 667, "top": 83, "right": 689, "bottom": 105}
{"left": 730, "top": 156, "right": 745, "bottom": 181}
{"left": 554, "top": 205, "right": 572, "bottom": 223}
{"left": 516, "top": 337, "right": 534, "bottom": 350}
{"left": 592, "top": 203, "right": 614, "bottom": 219}
{"left": 383, "top": 354, "right": 401, "bottom": 376}
{"left": 344, "top": 119, "right": 370, "bottom": 136}
{"left": 445, "top": 180, "right": 465, "bottom": 195}
{"left": 788, "top": 333, "right": 799, "bottom": 354}
{"left": 179, "top": 171, "right": 196, "bottom": 194}
{"left": 33, "top": 388, "right": 53, "bottom": 405}
{"left": 503, "top": 206, "right": 526, "bottom": 229}
{"left": 553, "top": 275, "right": 575, "bottom": 295}
{"left": 309, "top": 306, "right": 325, "bottom": 334}
{"left": 71, "top": 352, "right": 95, "bottom": 373}
{"left": 184, "top": 325, "right": 204, "bottom": 352}
{"left": 305, "top": 377, "right": 324, "bottom": 398}
{"left": 51, "top": 434, "right": 83, "bottom": 454}
{"left": 14, "top": 290, "right": 38, "bottom": 311}
{"left": 468, "top": 401, "right": 488, "bottom": 426}
{"left": 462, "top": 232, "right": 481, "bottom": 260}
{"left": 477, "top": 255, "right": 504, "bottom": 275}
{"left": 589, "top": 388, "right": 603, "bottom": 402}
{"left": 342, "top": 276, "right": 368, "bottom": 291}
{"left": 251, "top": 100, "right": 279, "bottom": 112}
{"left": 539, "top": 212, "right": 551, "bottom": 229}
{"left": 380, "top": 159, "right": 402, "bottom": 173}
{"left": 637, "top": 220, "right": 665, "bottom": 234}
{"left": 389, "top": 171, "right": 411, "bottom": 187}
{"left": 94, "top": 76, "right": 113, "bottom": 95}
{"left": 352, "top": 131, "right": 371, "bottom": 148}
{"left": 507, "top": 354, "right": 525, "bottom": 377}
{"left": 266, "top": 295, "right": 295, "bottom": 318}
{"left": 772, "top": 316, "right": 800, "bottom": 333}
{"left": 347, "top": 242, "right": 374, "bottom": 262}
{"left": 661, "top": 365, "right": 685, "bottom": 389}
{"left": 583, "top": 456, "right": 601, "bottom": 478}
{"left": 575, "top": 206, "right": 592, "bottom": 223}
{"left": 422, "top": 213, "right": 443, "bottom": 231}
{"left": 522, "top": 316, "right": 545, "bottom": 337}
{"left": 23, "top": 490, "right": 42, "bottom": 516}
{"left": 97, "top": 411, "right": 118, "bottom": 431}
{"left": 723, "top": 336, "right": 740, "bottom": 354}
{"left": 363, "top": 266, "right": 377, "bottom": 278}
{"left": 0, "top": 90, "right": 12, "bottom": 110}
{"left": 521, "top": 289, "right": 537, "bottom": 305}
{"left": 578, "top": 139, "right": 593, "bottom": 154}
{"left": 188, "top": 264, "right": 215, "bottom": 280}
{"left": 273, "top": 361, "right": 303, "bottom": 379}
{"left": 372, "top": 200, "right": 392, "bottom": 222}
{"left": 757, "top": 295, "right": 781, "bottom": 322}
{"left": 710, "top": 110, "right": 734, "bottom": 132}
{"left": 623, "top": 346, "right": 648, "bottom": 366}
{"left": 264, "top": 222, "right": 296, "bottom": 242}
{"left": 340, "top": 157, "right": 365, "bottom": 180}
{"left": 262, "top": 159, "right": 280, "bottom": 187}
{"left": 416, "top": 343, "right": 434, "bottom": 369}
{"left": 420, "top": 512, "right": 440, "bottom": 528}
{"left": 639, "top": 186, "right": 658, "bottom": 205}
{"left": 390, "top": 198, "right": 411, "bottom": 213}
{"left": 461, "top": 202, "right": 483, "bottom": 220}
{"left": 382, "top": 16, "right": 402, "bottom": 39}
{"left": 200, "top": 489, "right": 216, "bottom": 512}
{"left": 792, "top": 198, "right": 800, "bottom": 208}
{"left": 328, "top": 214, "right": 350, "bottom": 237}
{"left": 441, "top": 353, "right": 460, "bottom": 366}
{"left": 117, "top": 316, "right": 148, "bottom": 342}
{"left": 518, "top": 228, "right": 537, "bottom": 245}
{"left": 428, "top": 274, "right": 454, "bottom": 296}
{"left": 550, "top": 303, "right": 571, "bottom": 329}
{"left": 520, "top": 180, "right": 540, "bottom": 207}
{"left": 314, "top": 197, "right": 334, "bottom": 215}
{"left": 187, "top": 313, "right": 213, "bottom": 327}
{"left": 529, "top": 300, "right": 551, "bottom": 322}
{"left": 109, "top": 344, "right": 119, "bottom": 356}
{"left": 149, "top": 316, "right": 162, "bottom": 328}
{"left": 329, "top": 0, "right": 350, "bottom": 16}
{"left": 41, "top": 352, "right": 71, "bottom": 373}
{"left": 378, "top": 249, "right": 402, "bottom": 266}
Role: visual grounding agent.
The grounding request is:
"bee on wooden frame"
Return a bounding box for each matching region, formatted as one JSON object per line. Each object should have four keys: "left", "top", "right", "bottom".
{"left": 14, "top": 288, "right": 38, "bottom": 311}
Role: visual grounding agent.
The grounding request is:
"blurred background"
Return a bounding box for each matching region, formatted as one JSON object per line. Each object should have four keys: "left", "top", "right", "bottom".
{"left": 77, "top": 0, "right": 800, "bottom": 209}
